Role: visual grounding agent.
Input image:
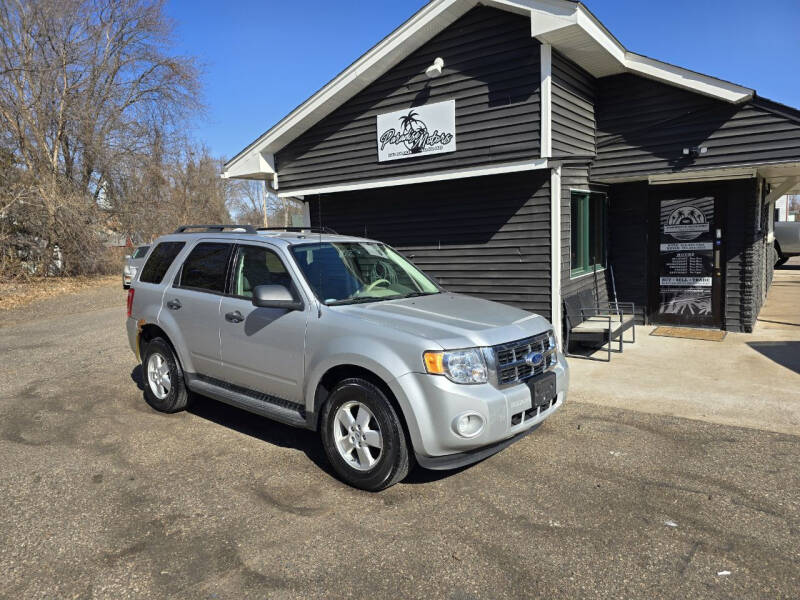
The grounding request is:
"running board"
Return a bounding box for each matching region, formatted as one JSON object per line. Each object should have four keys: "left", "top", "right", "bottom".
{"left": 185, "top": 374, "right": 307, "bottom": 428}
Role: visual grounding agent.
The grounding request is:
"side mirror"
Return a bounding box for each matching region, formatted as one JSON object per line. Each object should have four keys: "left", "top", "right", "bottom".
{"left": 124, "top": 254, "right": 131, "bottom": 260}
{"left": 252, "top": 284, "right": 304, "bottom": 311}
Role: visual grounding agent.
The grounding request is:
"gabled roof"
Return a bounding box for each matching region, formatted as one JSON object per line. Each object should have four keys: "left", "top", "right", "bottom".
{"left": 223, "top": 0, "right": 755, "bottom": 181}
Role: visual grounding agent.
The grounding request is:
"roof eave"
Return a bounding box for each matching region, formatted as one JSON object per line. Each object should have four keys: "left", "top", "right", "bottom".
{"left": 223, "top": 0, "right": 759, "bottom": 179}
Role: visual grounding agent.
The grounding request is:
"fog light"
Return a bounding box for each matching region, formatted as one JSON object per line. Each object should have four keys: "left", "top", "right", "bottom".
{"left": 453, "top": 412, "right": 484, "bottom": 438}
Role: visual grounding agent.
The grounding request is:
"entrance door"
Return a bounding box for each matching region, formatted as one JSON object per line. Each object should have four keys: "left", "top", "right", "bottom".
{"left": 650, "top": 189, "right": 723, "bottom": 328}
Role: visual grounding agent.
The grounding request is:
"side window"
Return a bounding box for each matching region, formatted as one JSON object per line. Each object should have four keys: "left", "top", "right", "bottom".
{"left": 132, "top": 246, "right": 150, "bottom": 259}
{"left": 139, "top": 242, "right": 185, "bottom": 284}
{"left": 232, "top": 245, "right": 294, "bottom": 298}
{"left": 570, "top": 191, "right": 607, "bottom": 277}
{"left": 178, "top": 242, "right": 233, "bottom": 294}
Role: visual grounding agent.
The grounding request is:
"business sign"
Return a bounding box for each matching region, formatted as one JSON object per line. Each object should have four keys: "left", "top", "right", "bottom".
{"left": 658, "top": 201, "right": 715, "bottom": 317}
{"left": 376, "top": 100, "right": 456, "bottom": 162}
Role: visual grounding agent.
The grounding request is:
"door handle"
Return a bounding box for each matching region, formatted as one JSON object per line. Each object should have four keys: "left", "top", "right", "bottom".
{"left": 166, "top": 299, "right": 182, "bottom": 310}
{"left": 225, "top": 310, "right": 244, "bottom": 323}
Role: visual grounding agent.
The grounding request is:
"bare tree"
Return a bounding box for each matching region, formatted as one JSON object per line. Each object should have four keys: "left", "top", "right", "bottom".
{"left": 225, "top": 179, "right": 268, "bottom": 227}
{"left": 0, "top": 0, "right": 211, "bottom": 277}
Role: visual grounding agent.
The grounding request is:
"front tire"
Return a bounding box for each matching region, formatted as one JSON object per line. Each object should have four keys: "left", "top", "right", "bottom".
{"left": 320, "top": 378, "right": 411, "bottom": 491}
{"left": 141, "top": 337, "right": 190, "bottom": 413}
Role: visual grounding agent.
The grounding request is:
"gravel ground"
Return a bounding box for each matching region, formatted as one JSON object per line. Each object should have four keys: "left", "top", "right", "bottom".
{"left": 0, "top": 282, "right": 798, "bottom": 599}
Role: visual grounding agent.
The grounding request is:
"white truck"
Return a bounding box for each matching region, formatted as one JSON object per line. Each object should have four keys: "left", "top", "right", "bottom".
{"left": 775, "top": 221, "right": 800, "bottom": 266}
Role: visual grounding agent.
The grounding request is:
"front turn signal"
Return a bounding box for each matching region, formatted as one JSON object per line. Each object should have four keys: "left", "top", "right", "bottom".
{"left": 423, "top": 351, "right": 444, "bottom": 375}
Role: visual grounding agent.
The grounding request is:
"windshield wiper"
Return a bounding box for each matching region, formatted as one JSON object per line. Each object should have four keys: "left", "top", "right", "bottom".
{"left": 396, "top": 291, "right": 439, "bottom": 299}
{"left": 326, "top": 296, "right": 393, "bottom": 306}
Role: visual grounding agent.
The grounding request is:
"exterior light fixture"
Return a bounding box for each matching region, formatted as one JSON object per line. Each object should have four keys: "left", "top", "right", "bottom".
{"left": 425, "top": 57, "right": 444, "bottom": 78}
{"left": 683, "top": 146, "right": 708, "bottom": 158}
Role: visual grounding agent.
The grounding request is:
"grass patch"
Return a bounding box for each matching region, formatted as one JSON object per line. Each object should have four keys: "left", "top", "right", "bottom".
{"left": 0, "top": 275, "right": 119, "bottom": 312}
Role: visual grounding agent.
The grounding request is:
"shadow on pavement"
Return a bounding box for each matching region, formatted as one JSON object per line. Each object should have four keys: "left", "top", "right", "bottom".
{"left": 747, "top": 342, "right": 800, "bottom": 374}
{"left": 130, "top": 366, "right": 465, "bottom": 485}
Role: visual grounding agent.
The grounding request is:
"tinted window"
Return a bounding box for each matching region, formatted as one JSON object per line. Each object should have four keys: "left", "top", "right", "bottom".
{"left": 132, "top": 245, "right": 150, "bottom": 259}
{"left": 139, "top": 242, "right": 185, "bottom": 284}
{"left": 178, "top": 243, "right": 233, "bottom": 293}
{"left": 232, "top": 245, "right": 293, "bottom": 298}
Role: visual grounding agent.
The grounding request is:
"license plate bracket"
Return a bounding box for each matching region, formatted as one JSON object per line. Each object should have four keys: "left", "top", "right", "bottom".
{"left": 526, "top": 372, "right": 557, "bottom": 407}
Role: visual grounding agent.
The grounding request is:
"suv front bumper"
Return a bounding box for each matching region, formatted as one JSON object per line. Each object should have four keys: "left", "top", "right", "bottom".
{"left": 393, "top": 354, "right": 569, "bottom": 467}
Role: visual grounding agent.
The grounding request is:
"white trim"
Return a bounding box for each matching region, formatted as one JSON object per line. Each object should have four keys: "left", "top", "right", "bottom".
{"left": 649, "top": 168, "right": 758, "bottom": 185}
{"left": 540, "top": 43, "right": 552, "bottom": 158}
{"left": 550, "top": 165, "right": 562, "bottom": 347}
{"left": 276, "top": 158, "right": 550, "bottom": 198}
{"left": 225, "top": 0, "right": 474, "bottom": 171}
{"left": 624, "top": 52, "right": 751, "bottom": 104}
{"left": 766, "top": 176, "right": 800, "bottom": 204}
{"left": 223, "top": 0, "right": 756, "bottom": 180}
{"left": 569, "top": 266, "right": 606, "bottom": 281}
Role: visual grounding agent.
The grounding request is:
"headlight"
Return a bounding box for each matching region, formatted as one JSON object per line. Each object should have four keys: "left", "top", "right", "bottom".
{"left": 423, "top": 348, "right": 488, "bottom": 384}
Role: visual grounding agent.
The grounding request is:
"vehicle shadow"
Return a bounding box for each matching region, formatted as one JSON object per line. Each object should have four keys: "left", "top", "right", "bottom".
{"left": 130, "top": 366, "right": 468, "bottom": 484}
{"left": 746, "top": 342, "right": 800, "bottom": 374}
{"left": 130, "top": 365, "right": 331, "bottom": 473}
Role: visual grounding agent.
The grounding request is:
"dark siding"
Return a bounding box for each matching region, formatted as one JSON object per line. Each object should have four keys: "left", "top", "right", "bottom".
{"left": 551, "top": 51, "right": 596, "bottom": 158}
{"left": 593, "top": 74, "right": 800, "bottom": 181}
{"left": 560, "top": 165, "right": 611, "bottom": 312}
{"left": 277, "top": 7, "right": 541, "bottom": 191}
{"left": 723, "top": 178, "right": 763, "bottom": 332}
{"left": 606, "top": 182, "right": 649, "bottom": 322}
{"left": 308, "top": 171, "right": 552, "bottom": 318}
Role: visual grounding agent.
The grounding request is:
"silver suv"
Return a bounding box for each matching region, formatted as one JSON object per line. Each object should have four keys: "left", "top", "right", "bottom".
{"left": 126, "top": 225, "right": 569, "bottom": 491}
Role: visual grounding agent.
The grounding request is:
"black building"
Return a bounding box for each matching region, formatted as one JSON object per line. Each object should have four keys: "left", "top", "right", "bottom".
{"left": 224, "top": 0, "right": 800, "bottom": 337}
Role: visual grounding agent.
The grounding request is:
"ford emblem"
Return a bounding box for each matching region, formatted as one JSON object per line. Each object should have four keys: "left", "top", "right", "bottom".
{"left": 525, "top": 352, "right": 544, "bottom": 367}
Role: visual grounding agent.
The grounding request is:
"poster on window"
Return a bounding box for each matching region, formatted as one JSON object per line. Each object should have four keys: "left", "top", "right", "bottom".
{"left": 658, "top": 200, "right": 714, "bottom": 317}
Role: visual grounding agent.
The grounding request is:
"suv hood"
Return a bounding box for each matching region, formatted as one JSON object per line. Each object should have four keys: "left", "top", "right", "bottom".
{"left": 335, "top": 293, "right": 551, "bottom": 348}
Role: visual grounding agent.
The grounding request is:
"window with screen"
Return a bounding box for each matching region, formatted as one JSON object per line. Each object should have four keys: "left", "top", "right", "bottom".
{"left": 570, "top": 191, "right": 607, "bottom": 277}
{"left": 231, "top": 245, "right": 294, "bottom": 299}
{"left": 139, "top": 242, "right": 185, "bottom": 284}
{"left": 177, "top": 243, "right": 233, "bottom": 293}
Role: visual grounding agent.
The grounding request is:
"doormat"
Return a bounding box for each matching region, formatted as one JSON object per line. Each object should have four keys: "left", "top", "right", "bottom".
{"left": 650, "top": 327, "right": 727, "bottom": 342}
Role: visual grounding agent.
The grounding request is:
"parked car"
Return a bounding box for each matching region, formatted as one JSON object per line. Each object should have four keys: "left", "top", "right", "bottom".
{"left": 125, "top": 225, "right": 569, "bottom": 491}
{"left": 775, "top": 221, "right": 800, "bottom": 266}
{"left": 122, "top": 245, "right": 150, "bottom": 289}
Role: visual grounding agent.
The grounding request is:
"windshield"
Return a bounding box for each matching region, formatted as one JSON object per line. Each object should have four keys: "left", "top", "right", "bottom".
{"left": 132, "top": 246, "right": 150, "bottom": 259}
{"left": 290, "top": 242, "right": 440, "bottom": 305}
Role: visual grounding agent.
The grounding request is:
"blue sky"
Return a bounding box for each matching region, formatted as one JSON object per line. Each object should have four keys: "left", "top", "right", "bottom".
{"left": 165, "top": 0, "right": 800, "bottom": 160}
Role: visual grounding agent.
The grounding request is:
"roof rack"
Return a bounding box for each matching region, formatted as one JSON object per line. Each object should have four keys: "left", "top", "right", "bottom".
{"left": 173, "top": 224, "right": 258, "bottom": 234}
{"left": 257, "top": 226, "right": 338, "bottom": 234}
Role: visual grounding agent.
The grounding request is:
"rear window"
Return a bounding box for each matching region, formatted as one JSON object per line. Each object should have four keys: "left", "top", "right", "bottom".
{"left": 132, "top": 245, "right": 150, "bottom": 259}
{"left": 177, "top": 242, "right": 233, "bottom": 293}
{"left": 139, "top": 242, "right": 185, "bottom": 284}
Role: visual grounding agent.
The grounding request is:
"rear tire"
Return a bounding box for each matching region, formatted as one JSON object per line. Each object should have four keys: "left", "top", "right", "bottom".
{"left": 141, "top": 337, "right": 190, "bottom": 413}
{"left": 320, "top": 378, "right": 411, "bottom": 491}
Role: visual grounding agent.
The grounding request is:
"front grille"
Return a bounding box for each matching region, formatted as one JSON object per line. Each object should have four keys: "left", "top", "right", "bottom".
{"left": 511, "top": 396, "right": 558, "bottom": 426}
{"left": 493, "top": 332, "right": 554, "bottom": 386}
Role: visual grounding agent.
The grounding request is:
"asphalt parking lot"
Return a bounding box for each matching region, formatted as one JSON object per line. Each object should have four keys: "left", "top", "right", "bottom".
{"left": 1, "top": 282, "right": 798, "bottom": 599}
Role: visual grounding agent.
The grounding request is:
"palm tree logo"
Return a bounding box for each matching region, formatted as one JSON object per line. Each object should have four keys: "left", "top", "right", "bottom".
{"left": 666, "top": 206, "right": 707, "bottom": 241}
{"left": 398, "top": 110, "right": 428, "bottom": 153}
